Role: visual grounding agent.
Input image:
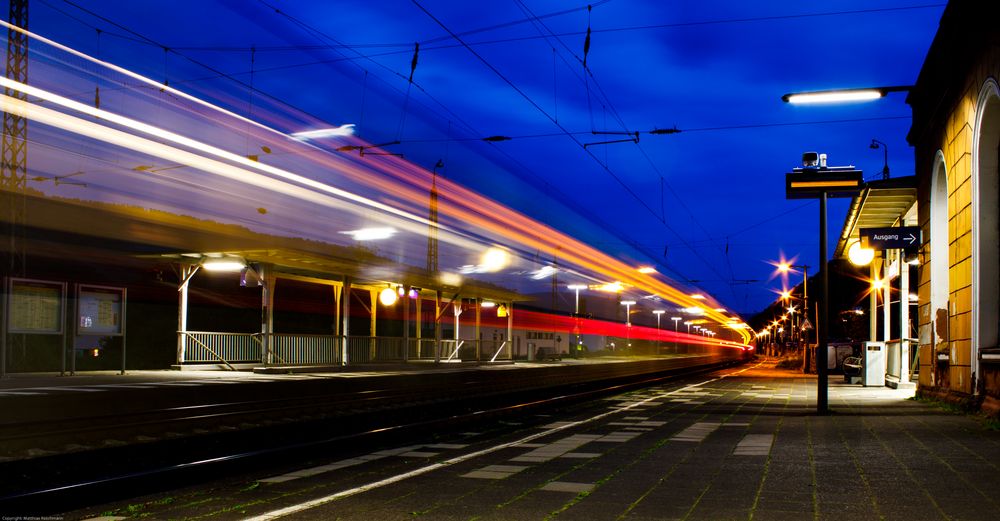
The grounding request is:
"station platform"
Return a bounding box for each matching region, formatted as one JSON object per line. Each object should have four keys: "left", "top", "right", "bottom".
{"left": 0, "top": 355, "right": 672, "bottom": 394}
{"left": 54, "top": 358, "right": 1000, "bottom": 521}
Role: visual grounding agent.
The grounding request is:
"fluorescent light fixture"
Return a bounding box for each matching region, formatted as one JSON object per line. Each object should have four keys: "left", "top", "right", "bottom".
{"left": 784, "top": 90, "right": 882, "bottom": 104}
{"left": 481, "top": 301, "right": 496, "bottom": 308}
{"left": 202, "top": 258, "right": 245, "bottom": 272}
{"left": 567, "top": 284, "right": 588, "bottom": 290}
{"left": 341, "top": 227, "right": 397, "bottom": 241}
{"left": 681, "top": 306, "right": 705, "bottom": 315}
{"left": 652, "top": 310, "right": 665, "bottom": 315}
{"left": 620, "top": 300, "right": 637, "bottom": 306}
{"left": 291, "top": 123, "right": 356, "bottom": 140}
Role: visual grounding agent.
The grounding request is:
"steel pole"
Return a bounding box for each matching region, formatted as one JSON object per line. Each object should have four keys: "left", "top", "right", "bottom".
{"left": 818, "top": 192, "right": 829, "bottom": 413}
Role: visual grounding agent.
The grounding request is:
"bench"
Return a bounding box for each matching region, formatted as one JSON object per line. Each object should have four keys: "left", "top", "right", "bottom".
{"left": 534, "top": 346, "right": 562, "bottom": 361}
{"left": 843, "top": 356, "right": 862, "bottom": 384}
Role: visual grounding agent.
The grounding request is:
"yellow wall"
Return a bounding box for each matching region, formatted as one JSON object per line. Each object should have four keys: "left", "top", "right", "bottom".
{"left": 917, "top": 65, "right": 997, "bottom": 393}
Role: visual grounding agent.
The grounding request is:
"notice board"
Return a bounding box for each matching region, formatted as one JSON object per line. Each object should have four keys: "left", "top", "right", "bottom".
{"left": 7, "top": 278, "right": 65, "bottom": 334}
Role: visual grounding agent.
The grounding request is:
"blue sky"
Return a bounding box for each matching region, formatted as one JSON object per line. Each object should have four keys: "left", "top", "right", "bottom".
{"left": 24, "top": 0, "right": 945, "bottom": 315}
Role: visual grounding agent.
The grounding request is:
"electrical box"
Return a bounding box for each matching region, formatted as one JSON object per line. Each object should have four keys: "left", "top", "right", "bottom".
{"left": 863, "top": 341, "right": 886, "bottom": 387}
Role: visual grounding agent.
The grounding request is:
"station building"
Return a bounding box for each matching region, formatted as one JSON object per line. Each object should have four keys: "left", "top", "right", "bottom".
{"left": 907, "top": 0, "right": 1000, "bottom": 412}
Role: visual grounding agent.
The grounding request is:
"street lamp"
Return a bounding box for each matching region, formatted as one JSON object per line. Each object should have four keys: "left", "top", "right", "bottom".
{"left": 567, "top": 284, "right": 587, "bottom": 349}
{"left": 567, "top": 284, "right": 587, "bottom": 314}
{"left": 778, "top": 261, "right": 811, "bottom": 357}
{"left": 870, "top": 139, "right": 890, "bottom": 180}
{"left": 671, "top": 316, "right": 681, "bottom": 351}
{"left": 781, "top": 85, "right": 911, "bottom": 104}
{"left": 653, "top": 310, "right": 665, "bottom": 353}
{"left": 621, "top": 300, "right": 636, "bottom": 348}
{"left": 621, "top": 300, "right": 636, "bottom": 326}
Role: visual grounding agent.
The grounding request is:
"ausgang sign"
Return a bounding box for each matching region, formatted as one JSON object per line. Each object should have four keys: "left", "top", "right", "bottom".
{"left": 860, "top": 226, "right": 922, "bottom": 250}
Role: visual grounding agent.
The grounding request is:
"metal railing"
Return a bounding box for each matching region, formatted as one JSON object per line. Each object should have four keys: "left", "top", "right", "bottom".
{"left": 179, "top": 332, "right": 509, "bottom": 367}
{"left": 180, "top": 331, "right": 260, "bottom": 365}
{"left": 408, "top": 338, "right": 439, "bottom": 360}
{"left": 345, "top": 336, "right": 405, "bottom": 363}
{"left": 270, "top": 334, "right": 340, "bottom": 365}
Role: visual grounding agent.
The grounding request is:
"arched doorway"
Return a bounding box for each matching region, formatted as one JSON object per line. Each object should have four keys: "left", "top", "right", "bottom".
{"left": 973, "top": 78, "right": 1000, "bottom": 393}
{"left": 930, "top": 152, "right": 948, "bottom": 349}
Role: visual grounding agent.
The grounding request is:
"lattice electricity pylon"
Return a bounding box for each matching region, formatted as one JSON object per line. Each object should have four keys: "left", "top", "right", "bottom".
{"left": 2, "top": 0, "right": 28, "bottom": 279}
{"left": 426, "top": 160, "right": 442, "bottom": 274}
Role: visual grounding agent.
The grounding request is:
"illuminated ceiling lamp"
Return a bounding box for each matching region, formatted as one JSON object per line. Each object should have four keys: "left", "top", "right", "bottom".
{"left": 379, "top": 286, "right": 398, "bottom": 306}
{"left": 847, "top": 240, "right": 875, "bottom": 266}
{"left": 202, "top": 257, "right": 246, "bottom": 272}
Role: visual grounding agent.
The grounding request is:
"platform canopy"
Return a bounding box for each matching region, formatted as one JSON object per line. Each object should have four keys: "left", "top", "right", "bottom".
{"left": 835, "top": 176, "right": 918, "bottom": 260}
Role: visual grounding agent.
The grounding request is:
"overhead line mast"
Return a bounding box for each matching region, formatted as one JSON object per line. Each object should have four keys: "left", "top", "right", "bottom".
{"left": 2, "top": 0, "right": 28, "bottom": 279}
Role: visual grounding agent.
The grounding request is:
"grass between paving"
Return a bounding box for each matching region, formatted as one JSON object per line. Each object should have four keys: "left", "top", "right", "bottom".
{"left": 909, "top": 394, "right": 1000, "bottom": 430}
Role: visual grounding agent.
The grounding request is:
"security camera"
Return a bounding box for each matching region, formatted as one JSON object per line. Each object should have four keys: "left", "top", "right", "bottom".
{"left": 801, "top": 152, "right": 827, "bottom": 168}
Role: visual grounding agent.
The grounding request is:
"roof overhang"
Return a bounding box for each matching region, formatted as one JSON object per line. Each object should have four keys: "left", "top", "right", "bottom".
{"left": 835, "top": 176, "right": 918, "bottom": 259}
{"left": 6, "top": 190, "right": 528, "bottom": 303}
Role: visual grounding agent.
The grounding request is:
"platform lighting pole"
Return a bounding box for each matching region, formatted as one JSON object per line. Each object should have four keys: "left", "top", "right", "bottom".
{"left": 671, "top": 316, "right": 681, "bottom": 350}
{"left": 653, "top": 310, "right": 665, "bottom": 353}
{"left": 621, "top": 300, "right": 636, "bottom": 348}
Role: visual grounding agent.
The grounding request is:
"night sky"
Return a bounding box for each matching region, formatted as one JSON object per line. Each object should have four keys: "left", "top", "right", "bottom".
{"left": 20, "top": 0, "right": 945, "bottom": 316}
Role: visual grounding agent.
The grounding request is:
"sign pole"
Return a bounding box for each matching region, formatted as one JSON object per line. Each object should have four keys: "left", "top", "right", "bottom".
{"left": 818, "top": 192, "right": 829, "bottom": 413}
{"left": 785, "top": 159, "right": 863, "bottom": 414}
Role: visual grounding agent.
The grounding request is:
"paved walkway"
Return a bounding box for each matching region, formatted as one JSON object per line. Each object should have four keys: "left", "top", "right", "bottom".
{"left": 68, "top": 358, "right": 1000, "bottom": 521}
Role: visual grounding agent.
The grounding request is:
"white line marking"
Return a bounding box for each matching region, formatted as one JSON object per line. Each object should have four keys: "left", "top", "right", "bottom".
{"left": 246, "top": 372, "right": 729, "bottom": 520}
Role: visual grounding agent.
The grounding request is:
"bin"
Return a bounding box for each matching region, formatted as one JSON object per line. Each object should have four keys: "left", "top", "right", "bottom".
{"left": 863, "top": 341, "right": 885, "bottom": 387}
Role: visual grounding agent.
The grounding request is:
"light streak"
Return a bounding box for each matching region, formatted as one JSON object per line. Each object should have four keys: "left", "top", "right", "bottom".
{"left": 2, "top": 26, "right": 750, "bottom": 342}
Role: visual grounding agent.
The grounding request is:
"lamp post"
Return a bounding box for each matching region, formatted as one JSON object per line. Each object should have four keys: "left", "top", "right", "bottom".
{"left": 621, "top": 300, "right": 636, "bottom": 349}
{"left": 671, "top": 316, "right": 681, "bottom": 352}
{"left": 567, "top": 284, "right": 587, "bottom": 351}
{"left": 653, "top": 310, "right": 665, "bottom": 353}
{"left": 778, "top": 262, "right": 810, "bottom": 347}
{"left": 870, "top": 139, "right": 890, "bottom": 180}
{"left": 567, "top": 284, "right": 587, "bottom": 314}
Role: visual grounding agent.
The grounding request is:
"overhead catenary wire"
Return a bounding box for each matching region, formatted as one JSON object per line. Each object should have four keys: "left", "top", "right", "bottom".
{"left": 253, "top": 0, "right": 701, "bottom": 284}
{"left": 474, "top": 0, "right": 738, "bottom": 291}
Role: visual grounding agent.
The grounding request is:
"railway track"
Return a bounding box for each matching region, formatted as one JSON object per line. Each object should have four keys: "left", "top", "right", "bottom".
{"left": 0, "top": 355, "right": 745, "bottom": 515}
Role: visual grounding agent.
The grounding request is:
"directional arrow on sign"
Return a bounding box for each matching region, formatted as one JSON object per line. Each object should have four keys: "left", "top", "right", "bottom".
{"left": 860, "top": 226, "right": 922, "bottom": 251}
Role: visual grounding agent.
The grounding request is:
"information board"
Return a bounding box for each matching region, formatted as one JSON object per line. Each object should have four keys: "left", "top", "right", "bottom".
{"left": 7, "top": 278, "right": 65, "bottom": 334}
{"left": 77, "top": 285, "right": 126, "bottom": 336}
